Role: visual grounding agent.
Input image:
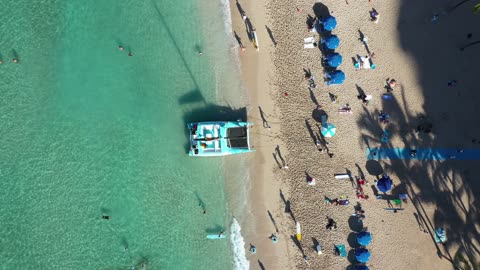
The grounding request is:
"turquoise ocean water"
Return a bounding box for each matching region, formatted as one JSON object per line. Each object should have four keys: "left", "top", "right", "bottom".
{"left": 0, "top": 0, "right": 249, "bottom": 269}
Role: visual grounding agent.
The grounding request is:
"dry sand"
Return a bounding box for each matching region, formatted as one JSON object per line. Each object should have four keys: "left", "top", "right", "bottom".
{"left": 231, "top": 0, "right": 480, "bottom": 269}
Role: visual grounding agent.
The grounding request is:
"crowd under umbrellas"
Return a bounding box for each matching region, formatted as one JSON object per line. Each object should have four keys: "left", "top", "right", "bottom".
{"left": 300, "top": 10, "right": 379, "bottom": 269}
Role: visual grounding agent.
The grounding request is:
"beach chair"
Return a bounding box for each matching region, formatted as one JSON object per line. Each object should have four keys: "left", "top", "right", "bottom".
{"left": 334, "top": 244, "right": 347, "bottom": 257}
{"left": 304, "top": 37, "right": 317, "bottom": 49}
{"left": 304, "top": 37, "right": 315, "bottom": 43}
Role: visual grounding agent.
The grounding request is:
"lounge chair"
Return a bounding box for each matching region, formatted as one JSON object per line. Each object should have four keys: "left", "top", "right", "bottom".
{"left": 304, "top": 37, "right": 315, "bottom": 43}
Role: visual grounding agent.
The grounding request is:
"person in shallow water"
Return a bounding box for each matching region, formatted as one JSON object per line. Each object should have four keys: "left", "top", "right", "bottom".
{"left": 101, "top": 215, "right": 111, "bottom": 220}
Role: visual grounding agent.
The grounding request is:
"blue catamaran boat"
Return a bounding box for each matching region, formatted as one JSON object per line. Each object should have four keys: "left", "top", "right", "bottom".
{"left": 187, "top": 121, "right": 254, "bottom": 157}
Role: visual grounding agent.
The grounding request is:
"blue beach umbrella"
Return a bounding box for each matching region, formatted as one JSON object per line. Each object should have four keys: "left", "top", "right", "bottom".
{"left": 321, "top": 35, "right": 340, "bottom": 49}
{"left": 356, "top": 231, "right": 372, "bottom": 246}
{"left": 326, "top": 70, "right": 345, "bottom": 85}
{"left": 377, "top": 175, "right": 393, "bottom": 193}
{"left": 321, "top": 123, "right": 336, "bottom": 137}
{"left": 355, "top": 266, "right": 370, "bottom": 270}
{"left": 355, "top": 248, "right": 371, "bottom": 263}
{"left": 321, "top": 16, "right": 337, "bottom": 31}
{"left": 326, "top": 53, "right": 342, "bottom": 67}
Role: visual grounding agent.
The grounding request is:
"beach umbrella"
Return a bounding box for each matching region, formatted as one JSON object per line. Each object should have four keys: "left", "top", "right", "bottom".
{"left": 321, "top": 16, "right": 337, "bottom": 31}
{"left": 377, "top": 175, "right": 393, "bottom": 193}
{"left": 356, "top": 231, "right": 372, "bottom": 246}
{"left": 326, "top": 53, "right": 342, "bottom": 67}
{"left": 326, "top": 70, "right": 345, "bottom": 85}
{"left": 321, "top": 123, "right": 336, "bottom": 137}
{"left": 354, "top": 266, "right": 370, "bottom": 270}
{"left": 355, "top": 248, "right": 371, "bottom": 263}
{"left": 321, "top": 35, "right": 340, "bottom": 49}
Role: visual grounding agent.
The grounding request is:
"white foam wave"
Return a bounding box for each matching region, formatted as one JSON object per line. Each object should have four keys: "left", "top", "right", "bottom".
{"left": 230, "top": 218, "right": 249, "bottom": 270}
{"left": 219, "top": 0, "right": 242, "bottom": 64}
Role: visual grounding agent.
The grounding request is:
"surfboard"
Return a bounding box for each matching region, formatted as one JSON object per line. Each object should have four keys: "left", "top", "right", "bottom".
{"left": 296, "top": 222, "right": 302, "bottom": 241}
{"left": 253, "top": 31, "right": 259, "bottom": 51}
{"left": 207, "top": 234, "right": 226, "bottom": 239}
{"left": 334, "top": 174, "right": 350, "bottom": 179}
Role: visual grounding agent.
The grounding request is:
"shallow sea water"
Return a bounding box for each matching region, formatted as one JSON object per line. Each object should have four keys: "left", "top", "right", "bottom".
{"left": 0, "top": 0, "right": 248, "bottom": 269}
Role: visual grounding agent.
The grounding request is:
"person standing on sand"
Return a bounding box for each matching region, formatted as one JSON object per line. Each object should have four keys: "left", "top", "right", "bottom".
{"left": 386, "top": 78, "right": 397, "bottom": 91}
{"left": 369, "top": 8, "right": 379, "bottom": 23}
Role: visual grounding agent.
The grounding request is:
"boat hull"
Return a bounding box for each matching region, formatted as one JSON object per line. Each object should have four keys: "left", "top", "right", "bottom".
{"left": 187, "top": 121, "right": 254, "bottom": 157}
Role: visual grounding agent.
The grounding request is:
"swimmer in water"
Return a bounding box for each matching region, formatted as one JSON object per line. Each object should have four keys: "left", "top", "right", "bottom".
{"left": 101, "top": 215, "right": 111, "bottom": 220}
{"left": 118, "top": 45, "right": 124, "bottom": 51}
{"left": 12, "top": 58, "right": 19, "bottom": 64}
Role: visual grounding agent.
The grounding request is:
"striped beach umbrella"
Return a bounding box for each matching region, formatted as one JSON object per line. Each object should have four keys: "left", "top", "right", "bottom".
{"left": 321, "top": 123, "right": 336, "bottom": 137}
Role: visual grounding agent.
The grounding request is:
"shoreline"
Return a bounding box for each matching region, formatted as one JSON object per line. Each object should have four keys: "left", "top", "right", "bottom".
{"left": 229, "top": 0, "right": 291, "bottom": 269}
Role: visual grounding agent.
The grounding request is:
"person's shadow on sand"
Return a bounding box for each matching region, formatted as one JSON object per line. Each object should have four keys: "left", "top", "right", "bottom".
{"left": 265, "top": 25, "right": 277, "bottom": 46}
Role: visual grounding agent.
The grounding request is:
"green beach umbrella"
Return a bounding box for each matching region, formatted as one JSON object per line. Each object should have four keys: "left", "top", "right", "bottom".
{"left": 321, "top": 123, "right": 336, "bottom": 137}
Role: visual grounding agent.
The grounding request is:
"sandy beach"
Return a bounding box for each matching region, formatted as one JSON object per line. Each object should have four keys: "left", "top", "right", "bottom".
{"left": 231, "top": 0, "right": 480, "bottom": 269}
